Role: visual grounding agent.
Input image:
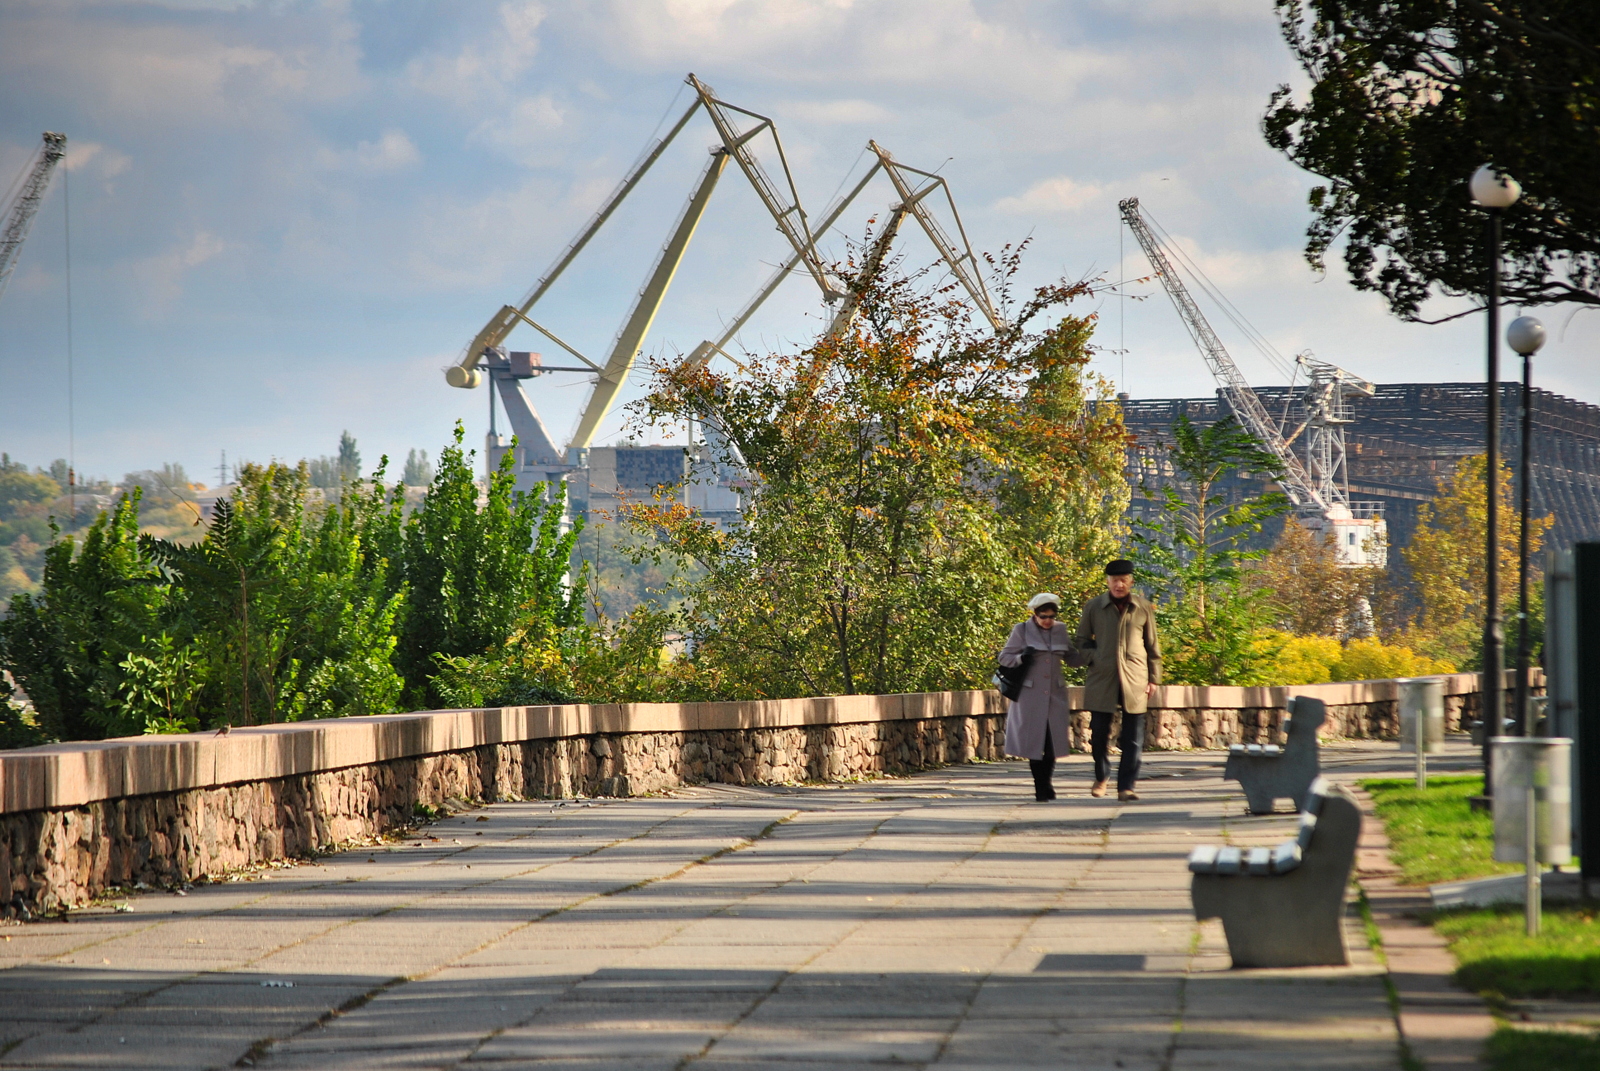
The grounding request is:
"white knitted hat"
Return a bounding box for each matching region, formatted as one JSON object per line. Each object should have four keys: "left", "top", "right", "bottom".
{"left": 1028, "top": 593, "right": 1062, "bottom": 611}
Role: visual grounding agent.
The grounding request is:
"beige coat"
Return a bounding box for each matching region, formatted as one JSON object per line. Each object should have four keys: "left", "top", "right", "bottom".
{"left": 1071, "top": 591, "right": 1162, "bottom": 714}
{"left": 998, "top": 619, "right": 1075, "bottom": 759}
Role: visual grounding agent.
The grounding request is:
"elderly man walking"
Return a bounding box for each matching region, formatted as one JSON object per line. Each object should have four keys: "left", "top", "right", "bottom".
{"left": 1072, "top": 559, "right": 1162, "bottom": 801}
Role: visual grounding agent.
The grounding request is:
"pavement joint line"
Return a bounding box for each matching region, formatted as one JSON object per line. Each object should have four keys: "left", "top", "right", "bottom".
{"left": 254, "top": 806, "right": 803, "bottom": 1069}
{"left": 919, "top": 801, "right": 1118, "bottom": 1069}
{"left": 668, "top": 799, "right": 1025, "bottom": 1070}
{"left": 1357, "top": 888, "right": 1425, "bottom": 1071}
{"left": 1157, "top": 925, "right": 1203, "bottom": 1071}
{"left": 10, "top": 798, "right": 727, "bottom": 1059}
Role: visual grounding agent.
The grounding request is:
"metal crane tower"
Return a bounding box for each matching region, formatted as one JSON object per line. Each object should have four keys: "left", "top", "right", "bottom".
{"left": 0, "top": 132, "right": 67, "bottom": 306}
{"left": 447, "top": 75, "right": 853, "bottom": 495}
{"left": 1119, "top": 196, "right": 1385, "bottom": 566}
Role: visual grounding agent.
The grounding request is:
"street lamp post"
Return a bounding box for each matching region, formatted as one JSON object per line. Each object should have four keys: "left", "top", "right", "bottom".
{"left": 1470, "top": 164, "right": 1521, "bottom": 797}
{"left": 1507, "top": 315, "right": 1547, "bottom": 737}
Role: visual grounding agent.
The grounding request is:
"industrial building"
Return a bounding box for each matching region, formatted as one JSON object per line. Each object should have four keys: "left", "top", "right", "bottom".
{"left": 1119, "top": 382, "right": 1600, "bottom": 556}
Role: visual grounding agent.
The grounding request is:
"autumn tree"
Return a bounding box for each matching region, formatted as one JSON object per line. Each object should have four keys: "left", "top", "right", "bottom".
{"left": 1403, "top": 453, "right": 1553, "bottom": 666}
{"left": 622, "top": 247, "right": 1128, "bottom": 699}
{"left": 1253, "top": 519, "right": 1383, "bottom": 637}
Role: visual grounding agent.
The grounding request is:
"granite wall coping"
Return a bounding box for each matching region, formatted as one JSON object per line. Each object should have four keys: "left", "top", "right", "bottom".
{"left": 0, "top": 673, "right": 1498, "bottom": 815}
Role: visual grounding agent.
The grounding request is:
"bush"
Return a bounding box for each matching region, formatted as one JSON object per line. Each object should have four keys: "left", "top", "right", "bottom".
{"left": 1263, "top": 631, "right": 1455, "bottom": 684}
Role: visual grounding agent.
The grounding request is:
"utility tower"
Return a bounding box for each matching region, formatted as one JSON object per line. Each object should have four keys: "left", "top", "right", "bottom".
{"left": 0, "top": 132, "right": 67, "bottom": 307}
{"left": 1119, "top": 196, "right": 1385, "bottom": 566}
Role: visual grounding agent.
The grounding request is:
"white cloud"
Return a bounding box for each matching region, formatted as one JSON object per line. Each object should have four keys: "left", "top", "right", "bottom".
{"left": 63, "top": 141, "right": 132, "bottom": 180}
{"left": 783, "top": 99, "right": 894, "bottom": 126}
{"left": 996, "top": 176, "right": 1103, "bottom": 216}
{"left": 471, "top": 94, "right": 565, "bottom": 164}
{"left": 137, "top": 231, "right": 226, "bottom": 310}
{"left": 318, "top": 129, "right": 421, "bottom": 172}
{"left": 407, "top": 2, "right": 547, "bottom": 106}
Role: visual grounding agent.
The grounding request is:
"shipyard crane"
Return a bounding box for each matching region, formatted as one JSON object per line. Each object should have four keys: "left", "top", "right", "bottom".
{"left": 447, "top": 74, "right": 856, "bottom": 494}
{"left": 1118, "top": 196, "right": 1384, "bottom": 565}
{"left": 0, "top": 132, "right": 67, "bottom": 307}
{"left": 685, "top": 138, "right": 1004, "bottom": 369}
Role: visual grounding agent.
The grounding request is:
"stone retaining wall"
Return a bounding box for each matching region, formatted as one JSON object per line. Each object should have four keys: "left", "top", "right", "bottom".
{"left": 0, "top": 674, "right": 1507, "bottom": 917}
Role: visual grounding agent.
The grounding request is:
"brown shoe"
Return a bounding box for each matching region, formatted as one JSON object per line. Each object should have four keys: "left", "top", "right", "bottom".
{"left": 1118, "top": 790, "right": 1140, "bottom": 802}
{"left": 1090, "top": 781, "right": 1107, "bottom": 798}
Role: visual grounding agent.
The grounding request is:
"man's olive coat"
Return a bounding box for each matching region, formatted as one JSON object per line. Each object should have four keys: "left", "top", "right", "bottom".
{"left": 1071, "top": 591, "right": 1163, "bottom": 714}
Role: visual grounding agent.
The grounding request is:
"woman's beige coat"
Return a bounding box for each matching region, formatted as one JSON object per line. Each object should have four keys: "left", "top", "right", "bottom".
{"left": 1071, "top": 592, "right": 1163, "bottom": 714}
{"left": 998, "top": 619, "right": 1075, "bottom": 759}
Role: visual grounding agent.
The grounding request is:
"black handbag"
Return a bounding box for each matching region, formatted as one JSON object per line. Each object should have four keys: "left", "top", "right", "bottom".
{"left": 992, "top": 647, "right": 1035, "bottom": 701}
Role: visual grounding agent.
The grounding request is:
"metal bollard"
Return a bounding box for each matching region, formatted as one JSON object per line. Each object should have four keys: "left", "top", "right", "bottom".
{"left": 1399, "top": 677, "right": 1445, "bottom": 789}
{"left": 1492, "top": 737, "right": 1573, "bottom": 935}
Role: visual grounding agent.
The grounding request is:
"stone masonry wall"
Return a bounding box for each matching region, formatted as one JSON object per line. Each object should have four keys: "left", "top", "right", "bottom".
{"left": 1, "top": 713, "right": 1006, "bottom": 917}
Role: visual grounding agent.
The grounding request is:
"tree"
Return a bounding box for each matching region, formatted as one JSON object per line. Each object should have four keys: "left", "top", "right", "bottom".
{"left": 308, "top": 432, "right": 363, "bottom": 490}
{"left": 624, "top": 245, "right": 1127, "bottom": 699}
{"left": 402, "top": 449, "right": 433, "bottom": 487}
{"left": 398, "top": 424, "right": 584, "bottom": 706}
{"left": 0, "top": 492, "right": 168, "bottom": 740}
{"left": 143, "top": 460, "right": 408, "bottom": 728}
{"left": 1252, "top": 518, "right": 1382, "bottom": 637}
{"left": 1132, "top": 415, "right": 1293, "bottom": 684}
{"left": 1402, "top": 453, "right": 1552, "bottom": 666}
{"left": 1265, "top": 1, "right": 1600, "bottom": 318}
{"left": 0, "top": 454, "right": 59, "bottom": 521}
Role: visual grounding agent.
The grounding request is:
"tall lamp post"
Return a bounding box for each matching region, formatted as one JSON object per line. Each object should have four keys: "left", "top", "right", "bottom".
{"left": 1470, "top": 163, "right": 1521, "bottom": 796}
{"left": 1507, "top": 315, "right": 1547, "bottom": 737}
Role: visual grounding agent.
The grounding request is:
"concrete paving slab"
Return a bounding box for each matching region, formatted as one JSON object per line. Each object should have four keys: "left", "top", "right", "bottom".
{"left": 0, "top": 748, "right": 1432, "bottom": 1069}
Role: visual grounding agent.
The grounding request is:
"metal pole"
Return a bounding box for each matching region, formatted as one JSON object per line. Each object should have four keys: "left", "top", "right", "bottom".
{"left": 1518, "top": 349, "right": 1534, "bottom": 736}
{"left": 1416, "top": 686, "right": 1428, "bottom": 790}
{"left": 1526, "top": 772, "right": 1541, "bottom": 936}
{"left": 1482, "top": 208, "right": 1504, "bottom": 797}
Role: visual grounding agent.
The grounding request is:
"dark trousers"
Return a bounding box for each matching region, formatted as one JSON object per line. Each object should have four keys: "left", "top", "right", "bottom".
{"left": 1028, "top": 726, "right": 1056, "bottom": 800}
{"left": 1090, "top": 711, "right": 1145, "bottom": 792}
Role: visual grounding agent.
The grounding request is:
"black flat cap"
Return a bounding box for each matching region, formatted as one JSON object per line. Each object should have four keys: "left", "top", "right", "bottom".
{"left": 1105, "top": 559, "right": 1135, "bottom": 576}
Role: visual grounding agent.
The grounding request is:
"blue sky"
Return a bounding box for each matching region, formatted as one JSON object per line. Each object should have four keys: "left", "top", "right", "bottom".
{"left": 2, "top": 0, "right": 1595, "bottom": 487}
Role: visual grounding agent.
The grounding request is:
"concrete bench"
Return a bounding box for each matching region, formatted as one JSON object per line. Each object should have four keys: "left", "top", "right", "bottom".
{"left": 1223, "top": 695, "right": 1326, "bottom": 814}
{"left": 1187, "top": 777, "right": 1361, "bottom": 968}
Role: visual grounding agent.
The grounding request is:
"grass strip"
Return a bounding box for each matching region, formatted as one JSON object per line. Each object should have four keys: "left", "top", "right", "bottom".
{"left": 1430, "top": 902, "right": 1600, "bottom": 998}
{"left": 1484, "top": 1025, "right": 1600, "bottom": 1071}
{"left": 1362, "top": 774, "right": 1517, "bottom": 886}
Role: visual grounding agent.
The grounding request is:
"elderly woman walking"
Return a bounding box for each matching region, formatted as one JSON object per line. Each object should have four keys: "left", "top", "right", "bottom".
{"left": 998, "top": 593, "right": 1078, "bottom": 802}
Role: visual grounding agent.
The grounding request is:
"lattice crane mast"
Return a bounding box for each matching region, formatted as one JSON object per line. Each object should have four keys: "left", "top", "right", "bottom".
{"left": 447, "top": 75, "right": 864, "bottom": 496}
{"left": 1119, "top": 196, "right": 1384, "bottom": 566}
{"left": 0, "top": 132, "right": 66, "bottom": 306}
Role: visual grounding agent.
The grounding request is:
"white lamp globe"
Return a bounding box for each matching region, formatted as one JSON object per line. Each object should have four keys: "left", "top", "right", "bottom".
{"left": 1506, "top": 315, "right": 1547, "bottom": 356}
{"left": 1470, "top": 164, "right": 1521, "bottom": 208}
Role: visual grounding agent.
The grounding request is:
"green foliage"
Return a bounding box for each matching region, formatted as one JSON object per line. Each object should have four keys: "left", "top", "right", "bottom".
{"left": 308, "top": 431, "right": 363, "bottom": 490}
{"left": 398, "top": 423, "right": 584, "bottom": 707}
{"left": 1363, "top": 775, "right": 1512, "bottom": 886}
{"left": 0, "top": 685, "right": 48, "bottom": 748}
{"left": 142, "top": 461, "right": 406, "bottom": 727}
{"left": 401, "top": 449, "right": 433, "bottom": 487}
{"left": 0, "top": 454, "right": 64, "bottom": 602}
{"left": 623, "top": 245, "right": 1126, "bottom": 698}
{"left": 0, "top": 492, "right": 168, "bottom": 740}
{"left": 1437, "top": 903, "right": 1600, "bottom": 998}
{"left": 0, "top": 453, "right": 60, "bottom": 521}
{"left": 1485, "top": 1025, "right": 1600, "bottom": 1070}
{"left": 1132, "top": 414, "right": 1292, "bottom": 684}
{"left": 1266, "top": 1, "right": 1600, "bottom": 318}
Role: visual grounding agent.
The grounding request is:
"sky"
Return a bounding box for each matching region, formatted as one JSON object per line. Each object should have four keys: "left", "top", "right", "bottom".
{"left": 2, "top": 0, "right": 1596, "bottom": 488}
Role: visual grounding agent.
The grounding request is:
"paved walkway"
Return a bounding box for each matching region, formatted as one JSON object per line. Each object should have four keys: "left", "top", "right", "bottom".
{"left": 0, "top": 747, "right": 1451, "bottom": 1070}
